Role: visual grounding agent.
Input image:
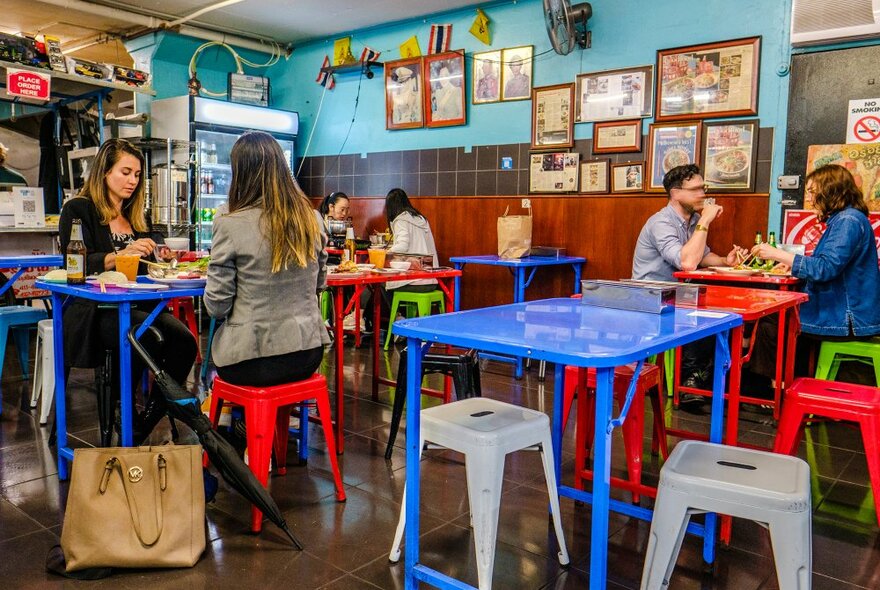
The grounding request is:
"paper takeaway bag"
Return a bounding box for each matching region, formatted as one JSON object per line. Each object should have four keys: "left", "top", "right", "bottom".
{"left": 497, "top": 206, "right": 532, "bottom": 259}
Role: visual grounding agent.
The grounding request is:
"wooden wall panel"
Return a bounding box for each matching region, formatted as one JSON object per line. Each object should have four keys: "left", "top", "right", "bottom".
{"left": 314, "top": 194, "right": 770, "bottom": 310}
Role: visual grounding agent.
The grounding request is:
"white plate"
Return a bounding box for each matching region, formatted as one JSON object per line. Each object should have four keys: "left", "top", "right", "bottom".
{"left": 146, "top": 276, "right": 207, "bottom": 287}
{"left": 86, "top": 276, "right": 128, "bottom": 286}
{"left": 356, "top": 263, "right": 375, "bottom": 269}
{"left": 123, "top": 282, "right": 170, "bottom": 291}
{"left": 371, "top": 267, "right": 397, "bottom": 274}
{"left": 709, "top": 266, "right": 761, "bottom": 276}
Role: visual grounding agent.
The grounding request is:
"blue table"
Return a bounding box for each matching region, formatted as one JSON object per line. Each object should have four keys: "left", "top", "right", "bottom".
{"left": 36, "top": 279, "right": 205, "bottom": 480}
{"left": 393, "top": 298, "right": 741, "bottom": 590}
{"left": 0, "top": 255, "right": 64, "bottom": 297}
{"left": 449, "top": 255, "right": 586, "bottom": 378}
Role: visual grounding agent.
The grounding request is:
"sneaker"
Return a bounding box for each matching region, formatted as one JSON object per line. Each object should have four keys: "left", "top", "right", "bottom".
{"left": 679, "top": 392, "right": 708, "bottom": 414}
{"left": 342, "top": 313, "right": 365, "bottom": 332}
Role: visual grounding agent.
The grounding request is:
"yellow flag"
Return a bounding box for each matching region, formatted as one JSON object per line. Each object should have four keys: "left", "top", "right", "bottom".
{"left": 469, "top": 9, "right": 491, "bottom": 45}
{"left": 333, "top": 37, "right": 354, "bottom": 65}
{"left": 399, "top": 35, "right": 422, "bottom": 58}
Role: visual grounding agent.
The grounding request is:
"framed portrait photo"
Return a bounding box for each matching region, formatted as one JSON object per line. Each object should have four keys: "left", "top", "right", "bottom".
{"left": 385, "top": 57, "right": 424, "bottom": 130}
{"left": 472, "top": 50, "right": 501, "bottom": 104}
{"left": 593, "top": 119, "right": 642, "bottom": 154}
{"left": 655, "top": 36, "right": 761, "bottom": 122}
{"left": 575, "top": 64, "right": 654, "bottom": 123}
{"left": 579, "top": 159, "right": 610, "bottom": 194}
{"left": 424, "top": 50, "right": 466, "bottom": 128}
{"left": 531, "top": 83, "right": 575, "bottom": 150}
{"left": 501, "top": 45, "right": 533, "bottom": 101}
{"left": 701, "top": 119, "right": 759, "bottom": 192}
{"left": 646, "top": 121, "right": 702, "bottom": 192}
{"left": 610, "top": 161, "right": 645, "bottom": 193}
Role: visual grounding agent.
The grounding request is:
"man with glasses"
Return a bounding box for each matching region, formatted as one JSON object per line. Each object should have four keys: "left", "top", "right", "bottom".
{"left": 632, "top": 164, "right": 747, "bottom": 411}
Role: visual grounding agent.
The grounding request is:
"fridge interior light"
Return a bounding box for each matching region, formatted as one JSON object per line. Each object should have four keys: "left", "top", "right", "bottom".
{"left": 195, "top": 100, "right": 298, "bottom": 135}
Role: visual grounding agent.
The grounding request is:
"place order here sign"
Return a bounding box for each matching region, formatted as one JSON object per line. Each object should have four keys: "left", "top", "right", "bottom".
{"left": 847, "top": 98, "right": 880, "bottom": 144}
{"left": 5, "top": 68, "right": 51, "bottom": 101}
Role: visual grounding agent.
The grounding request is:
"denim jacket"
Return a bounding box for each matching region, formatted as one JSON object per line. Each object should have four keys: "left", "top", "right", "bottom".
{"left": 791, "top": 207, "right": 880, "bottom": 336}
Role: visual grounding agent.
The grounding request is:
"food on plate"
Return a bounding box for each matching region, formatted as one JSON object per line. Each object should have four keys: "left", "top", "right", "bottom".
{"left": 713, "top": 149, "right": 749, "bottom": 176}
{"left": 664, "top": 77, "right": 694, "bottom": 97}
{"left": 96, "top": 270, "right": 129, "bottom": 284}
{"left": 694, "top": 72, "right": 718, "bottom": 89}
{"left": 332, "top": 260, "right": 360, "bottom": 273}
{"left": 768, "top": 266, "right": 790, "bottom": 275}
{"left": 43, "top": 269, "right": 67, "bottom": 281}
{"left": 663, "top": 148, "right": 690, "bottom": 172}
{"left": 151, "top": 256, "right": 210, "bottom": 278}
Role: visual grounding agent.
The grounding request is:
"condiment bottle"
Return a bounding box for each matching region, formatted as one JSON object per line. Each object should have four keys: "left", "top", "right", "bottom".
{"left": 343, "top": 227, "right": 356, "bottom": 263}
{"left": 67, "top": 219, "right": 86, "bottom": 284}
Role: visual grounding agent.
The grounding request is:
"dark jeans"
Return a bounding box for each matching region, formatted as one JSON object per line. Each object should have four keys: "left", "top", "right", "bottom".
{"left": 680, "top": 336, "right": 716, "bottom": 386}
{"left": 215, "top": 346, "right": 324, "bottom": 387}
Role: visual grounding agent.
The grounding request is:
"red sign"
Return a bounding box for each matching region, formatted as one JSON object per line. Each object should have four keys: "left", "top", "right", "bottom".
{"left": 6, "top": 68, "right": 51, "bottom": 101}
{"left": 853, "top": 115, "right": 880, "bottom": 143}
{"left": 783, "top": 209, "right": 880, "bottom": 267}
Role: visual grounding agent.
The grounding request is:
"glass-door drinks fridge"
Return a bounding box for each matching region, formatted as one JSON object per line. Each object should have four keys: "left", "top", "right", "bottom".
{"left": 151, "top": 96, "right": 298, "bottom": 251}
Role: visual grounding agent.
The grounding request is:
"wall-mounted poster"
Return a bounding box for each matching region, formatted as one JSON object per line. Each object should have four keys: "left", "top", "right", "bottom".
{"left": 385, "top": 58, "right": 424, "bottom": 130}
{"left": 529, "top": 152, "right": 580, "bottom": 193}
{"left": 701, "top": 119, "right": 758, "bottom": 192}
{"left": 656, "top": 37, "right": 760, "bottom": 122}
{"left": 806, "top": 144, "right": 880, "bottom": 210}
{"left": 501, "top": 46, "right": 533, "bottom": 101}
{"left": 575, "top": 65, "right": 654, "bottom": 123}
{"left": 610, "top": 162, "right": 645, "bottom": 193}
{"left": 593, "top": 120, "right": 642, "bottom": 154}
{"left": 580, "top": 159, "right": 610, "bottom": 194}
{"left": 472, "top": 50, "right": 501, "bottom": 104}
{"left": 647, "top": 121, "right": 702, "bottom": 192}
{"left": 531, "top": 83, "right": 575, "bottom": 150}
{"left": 425, "top": 50, "right": 466, "bottom": 128}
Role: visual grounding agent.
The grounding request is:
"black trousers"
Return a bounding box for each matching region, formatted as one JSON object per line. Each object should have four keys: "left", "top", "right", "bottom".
{"left": 215, "top": 347, "right": 324, "bottom": 387}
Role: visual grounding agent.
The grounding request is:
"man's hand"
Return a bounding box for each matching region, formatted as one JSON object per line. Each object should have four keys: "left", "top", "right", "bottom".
{"left": 699, "top": 203, "right": 723, "bottom": 225}
{"left": 724, "top": 244, "right": 749, "bottom": 266}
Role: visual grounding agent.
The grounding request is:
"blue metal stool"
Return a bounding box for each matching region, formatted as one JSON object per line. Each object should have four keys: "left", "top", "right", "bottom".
{"left": 0, "top": 306, "right": 47, "bottom": 414}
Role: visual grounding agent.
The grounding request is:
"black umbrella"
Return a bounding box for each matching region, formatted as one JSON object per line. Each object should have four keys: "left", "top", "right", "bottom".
{"left": 127, "top": 325, "right": 303, "bottom": 550}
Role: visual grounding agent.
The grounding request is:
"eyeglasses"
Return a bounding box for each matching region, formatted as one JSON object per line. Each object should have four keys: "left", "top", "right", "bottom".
{"left": 678, "top": 184, "right": 708, "bottom": 192}
{"left": 804, "top": 185, "right": 816, "bottom": 195}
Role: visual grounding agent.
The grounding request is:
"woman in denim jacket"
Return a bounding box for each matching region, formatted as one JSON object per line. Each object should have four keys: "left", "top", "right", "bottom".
{"left": 754, "top": 164, "right": 880, "bottom": 337}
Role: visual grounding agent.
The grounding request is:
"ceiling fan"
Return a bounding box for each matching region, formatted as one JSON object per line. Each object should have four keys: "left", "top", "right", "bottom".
{"left": 544, "top": 0, "right": 592, "bottom": 55}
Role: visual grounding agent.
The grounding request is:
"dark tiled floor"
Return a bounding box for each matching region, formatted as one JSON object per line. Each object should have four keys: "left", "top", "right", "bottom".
{"left": 0, "top": 334, "right": 878, "bottom": 589}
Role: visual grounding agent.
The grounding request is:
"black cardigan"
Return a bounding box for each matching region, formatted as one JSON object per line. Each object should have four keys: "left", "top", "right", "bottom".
{"left": 58, "top": 197, "right": 157, "bottom": 368}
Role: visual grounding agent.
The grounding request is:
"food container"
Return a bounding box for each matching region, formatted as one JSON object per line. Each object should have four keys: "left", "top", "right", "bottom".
{"left": 619, "top": 279, "right": 706, "bottom": 306}
{"left": 529, "top": 246, "right": 566, "bottom": 258}
{"left": 386, "top": 252, "right": 433, "bottom": 269}
{"left": 580, "top": 280, "right": 676, "bottom": 314}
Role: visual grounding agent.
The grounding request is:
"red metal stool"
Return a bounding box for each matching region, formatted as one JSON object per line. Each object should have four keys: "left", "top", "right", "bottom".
{"left": 168, "top": 297, "right": 201, "bottom": 363}
{"left": 562, "top": 362, "right": 668, "bottom": 503}
{"left": 773, "top": 377, "right": 880, "bottom": 526}
{"left": 208, "top": 374, "right": 346, "bottom": 532}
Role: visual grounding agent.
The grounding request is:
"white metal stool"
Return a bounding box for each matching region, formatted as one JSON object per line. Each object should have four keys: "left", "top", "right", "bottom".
{"left": 29, "top": 319, "right": 55, "bottom": 425}
{"left": 389, "top": 397, "right": 569, "bottom": 590}
{"left": 641, "top": 440, "right": 811, "bottom": 590}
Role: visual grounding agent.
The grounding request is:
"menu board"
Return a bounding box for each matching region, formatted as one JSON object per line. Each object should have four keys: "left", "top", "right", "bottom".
{"left": 806, "top": 144, "right": 880, "bottom": 211}
{"left": 529, "top": 152, "right": 579, "bottom": 193}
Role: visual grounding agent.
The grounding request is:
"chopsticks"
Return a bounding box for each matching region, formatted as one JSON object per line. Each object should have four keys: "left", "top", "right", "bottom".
{"left": 737, "top": 250, "right": 757, "bottom": 268}
{"left": 98, "top": 279, "right": 106, "bottom": 294}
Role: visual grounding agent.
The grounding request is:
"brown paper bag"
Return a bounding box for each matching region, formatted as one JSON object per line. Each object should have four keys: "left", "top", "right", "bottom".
{"left": 497, "top": 206, "right": 532, "bottom": 259}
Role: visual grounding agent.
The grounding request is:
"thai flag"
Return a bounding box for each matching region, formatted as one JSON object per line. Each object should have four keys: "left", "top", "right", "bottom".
{"left": 359, "top": 46, "right": 381, "bottom": 63}
{"left": 315, "top": 55, "right": 335, "bottom": 89}
{"left": 428, "top": 24, "right": 452, "bottom": 54}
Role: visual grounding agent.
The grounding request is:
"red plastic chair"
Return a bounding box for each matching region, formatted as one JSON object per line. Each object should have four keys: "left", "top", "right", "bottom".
{"left": 168, "top": 297, "right": 201, "bottom": 363}
{"left": 773, "top": 377, "right": 880, "bottom": 526}
{"left": 208, "top": 374, "right": 346, "bottom": 532}
{"left": 563, "top": 362, "right": 668, "bottom": 503}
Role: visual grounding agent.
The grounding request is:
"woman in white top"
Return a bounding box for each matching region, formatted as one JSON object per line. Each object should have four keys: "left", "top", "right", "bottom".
{"left": 385, "top": 188, "right": 438, "bottom": 292}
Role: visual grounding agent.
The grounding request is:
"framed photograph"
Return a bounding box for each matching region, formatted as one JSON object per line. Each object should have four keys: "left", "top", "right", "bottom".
{"left": 529, "top": 152, "right": 580, "bottom": 193}
{"left": 531, "top": 83, "right": 575, "bottom": 150}
{"left": 593, "top": 119, "right": 642, "bottom": 154}
{"left": 611, "top": 162, "right": 645, "bottom": 193}
{"left": 655, "top": 36, "right": 761, "bottom": 122}
{"left": 701, "top": 119, "right": 759, "bottom": 192}
{"left": 576, "top": 65, "right": 654, "bottom": 122}
{"left": 501, "top": 46, "right": 533, "bottom": 101}
{"left": 424, "top": 50, "right": 466, "bottom": 127}
{"left": 472, "top": 50, "right": 501, "bottom": 104}
{"left": 646, "top": 121, "right": 702, "bottom": 192}
{"left": 385, "top": 57, "right": 424, "bottom": 130}
{"left": 579, "top": 159, "right": 610, "bottom": 194}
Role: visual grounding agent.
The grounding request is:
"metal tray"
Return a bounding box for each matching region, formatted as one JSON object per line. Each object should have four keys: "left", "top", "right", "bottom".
{"left": 580, "top": 280, "right": 676, "bottom": 314}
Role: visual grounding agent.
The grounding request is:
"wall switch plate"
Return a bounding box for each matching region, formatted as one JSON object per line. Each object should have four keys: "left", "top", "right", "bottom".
{"left": 777, "top": 175, "right": 800, "bottom": 189}
{"left": 521, "top": 198, "right": 531, "bottom": 208}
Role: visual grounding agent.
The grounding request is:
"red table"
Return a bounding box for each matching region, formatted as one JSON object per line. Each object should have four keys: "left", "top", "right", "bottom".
{"left": 325, "top": 247, "right": 369, "bottom": 263}
{"left": 674, "top": 269, "right": 800, "bottom": 290}
{"left": 324, "top": 268, "right": 461, "bottom": 453}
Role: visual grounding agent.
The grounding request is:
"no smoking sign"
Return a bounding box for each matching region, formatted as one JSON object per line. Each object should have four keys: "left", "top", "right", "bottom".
{"left": 847, "top": 98, "right": 880, "bottom": 143}
{"left": 854, "top": 116, "right": 880, "bottom": 142}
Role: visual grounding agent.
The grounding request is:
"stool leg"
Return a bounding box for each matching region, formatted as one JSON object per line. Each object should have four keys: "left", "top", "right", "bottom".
{"left": 649, "top": 386, "right": 669, "bottom": 459}
{"left": 538, "top": 431, "right": 570, "bottom": 566}
{"left": 814, "top": 345, "right": 835, "bottom": 380}
{"left": 639, "top": 488, "right": 692, "bottom": 590}
{"left": 465, "top": 448, "right": 506, "bottom": 590}
{"left": 30, "top": 331, "right": 42, "bottom": 409}
{"left": 314, "top": 389, "right": 346, "bottom": 502}
{"left": 201, "top": 317, "right": 217, "bottom": 384}
{"left": 181, "top": 299, "right": 202, "bottom": 364}
{"left": 389, "top": 431, "right": 425, "bottom": 563}
{"left": 469, "top": 357, "right": 482, "bottom": 397}
{"left": 0, "top": 323, "right": 9, "bottom": 382}
{"left": 243, "top": 400, "right": 274, "bottom": 533}
{"left": 621, "top": 386, "right": 645, "bottom": 504}
{"left": 768, "top": 510, "right": 812, "bottom": 590}
{"left": 859, "top": 416, "right": 880, "bottom": 528}
{"left": 450, "top": 365, "right": 469, "bottom": 403}
{"left": 385, "top": 353, "right": 408, "bottom": 460}
{"left": 273, "top": 403, "right": 294, "bottom": 476}
{"left": 384, "top": 294, "right": 402, "bottom": 350}
{"left": 40, "top": 343, "right": 55, "bottom": 425}
{"left": 12, "top": 326, "right": 30, "bottom": 379}
{"left": 773, "top": 402, "right": 806, "bottom": 455}
{"left": 205, "top": 392, "right": 224, "bottom": 468}
{"left": 297, "top": 402, "right": 309, "bottom": 465}
{"left": 561, "top": 367, "right": 577, "bottom": 433}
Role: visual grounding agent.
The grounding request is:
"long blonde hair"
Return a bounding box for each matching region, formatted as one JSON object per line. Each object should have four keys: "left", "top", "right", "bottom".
{"left": 228, "top": 131, "right": 320, "bottom": 272}
{"left": 80, "top": 139, "right": 148, "bottom": 232}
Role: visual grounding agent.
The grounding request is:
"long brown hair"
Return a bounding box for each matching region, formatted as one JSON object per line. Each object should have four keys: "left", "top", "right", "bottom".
{"left": 805, "top": 164, "right": 869, "bottom": 222}
{"left": 228, "top": 131, "right": 320, "bottom": 272}
{"left": 80, "top": 138, "right": 147, "bottom": 231}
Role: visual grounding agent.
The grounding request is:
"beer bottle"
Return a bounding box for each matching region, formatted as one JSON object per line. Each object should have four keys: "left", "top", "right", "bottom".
{"left": 753, "top": 230, "right": 764, "bottom": 267}
{"left": 67, "top": 219, "right": 86, "bottom": 284}
{"left": 343, "top": 227, "right": 356, "bottom": 263}
{"left": 768, "top": 231, "right": 777, "bottom": 248}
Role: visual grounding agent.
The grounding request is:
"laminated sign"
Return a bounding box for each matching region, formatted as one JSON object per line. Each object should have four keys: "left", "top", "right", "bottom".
{"left": 497, "top": 206, "right": 532, "bottom": 259}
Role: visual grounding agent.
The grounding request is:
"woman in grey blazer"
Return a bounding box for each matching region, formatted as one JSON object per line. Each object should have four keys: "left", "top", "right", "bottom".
{"left": 204, "top": 131, "right": 329, "bottom": 387}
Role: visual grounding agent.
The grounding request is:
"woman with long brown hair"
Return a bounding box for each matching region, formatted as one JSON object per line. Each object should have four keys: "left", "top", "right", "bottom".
{"left": 204, "top": 131, "right": 329, "bottom": 386}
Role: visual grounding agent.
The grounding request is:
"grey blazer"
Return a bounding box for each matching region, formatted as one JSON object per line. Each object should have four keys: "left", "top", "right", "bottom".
{"left": 204, "top": 206, "right": 330, "bottom": 367}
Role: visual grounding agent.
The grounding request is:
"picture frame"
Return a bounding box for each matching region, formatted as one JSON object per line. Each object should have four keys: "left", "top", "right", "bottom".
{"left": 593, "top": 119, "right": 642, "bottom": 154}
{"left": 531, "top": 83, "right": 575, "bottom": 150}
{"left": 385, "top": 57, "right": 424, "bottom": 130}
{"left": 472, "top": 49, "right": 502, "bottom": 104}
{"left": 424, "top": 50, "right": 467, "bottom": 128}
{"left": 655, "top": 36, "right": 761, "bottom": 122}
{"left": 610, "top": 161, "right": 645, "bottom": 193}
{"left": 529, "top": 152, "right": 580, "bottom": 193}
{"left": 579, "top": 159, "right": 610, "bottom": 194}
{"left": 501, "top": 45, "right": 534, "bottom": 101}
{"left": 646, "top": 121, "right": 702, "bottom": 192}
{"left": 701, "top": 119, "right": 759, "bottom": 193}
{"left": 575, "top": 64, "right": 654, "bottom": 123}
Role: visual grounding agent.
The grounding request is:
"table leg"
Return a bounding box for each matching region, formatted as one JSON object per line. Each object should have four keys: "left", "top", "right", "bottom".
{"left": 724, "top": 326, "right": 744, "bottom": 448}
{"left": 773, "top": 310, "right": 786, "bottom": 419}
{"left": 333, "top": 287, "right": 346, "bottom": 454}
{"left": 703, "top": 331, "right": 731, "bottom": 564}
{"left": 404, "top": 336, "right": 423, "bottom": 590}
{"left": 52, "top": 292, "right": 69, "bottom": 479}
{"left": 784, "top": 307, "right": 799, "bottom": 398}
{"left": 514, "top": 268, "right": 525, "bottom": 379}
{"left": 572, "top": 262, "right": 583, "bottom": 294}
{"left": 552, "top": 367, "right": 565, "bottom": 483}
{"left": 453, "top": 263, "right": 463, "bottom": 311}
{"left": 372, "top": 284, "right": 381, "bottom": 402}
{"left": 589, "top": 366, "right": 615, "bottom": 590}
{"left": 118, "top": 302, "right": 133, "bottom": 447}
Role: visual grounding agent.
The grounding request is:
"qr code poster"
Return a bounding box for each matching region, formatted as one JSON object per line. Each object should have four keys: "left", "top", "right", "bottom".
{"left": 782, "top": 209, "right": 880, "bottom": 266}
{"left": 12, "top": 187, "right": 45, "bottom": 227}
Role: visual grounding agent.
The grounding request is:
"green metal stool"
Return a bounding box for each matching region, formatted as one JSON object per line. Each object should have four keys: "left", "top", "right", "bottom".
{"left": 320, "top": 290, "right": 333, "bottom": 322}
{"left": 384, "top": 289, "right": 445, "bottom": 350}
{"left": 814, "top": 338, "right": 880, "bottom": 385}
